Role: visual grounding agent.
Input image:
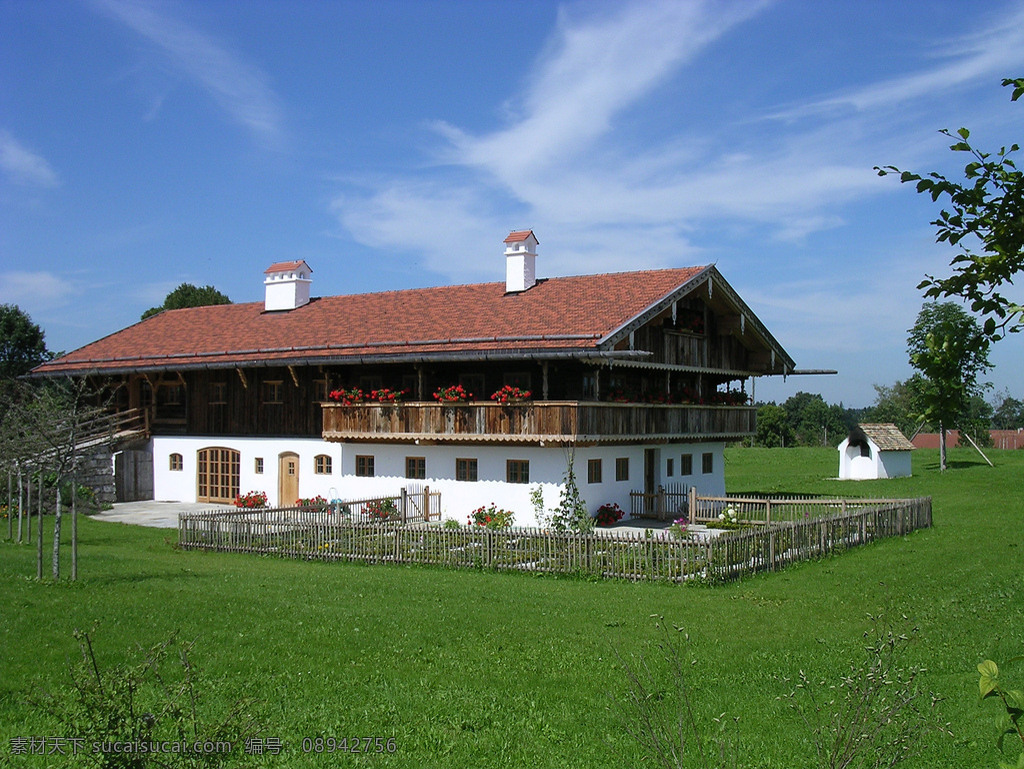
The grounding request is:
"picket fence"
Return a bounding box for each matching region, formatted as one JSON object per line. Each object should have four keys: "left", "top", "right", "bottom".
{"left": 178, "top": 495, "right": 931, "bottom": 584}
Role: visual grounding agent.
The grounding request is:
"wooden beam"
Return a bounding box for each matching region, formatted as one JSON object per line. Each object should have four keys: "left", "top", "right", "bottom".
{"left": 236, "top": 368, "right": 248, "bottom": 389}
{"left": 287, "top": 365, "right": 300, "bottom": 388}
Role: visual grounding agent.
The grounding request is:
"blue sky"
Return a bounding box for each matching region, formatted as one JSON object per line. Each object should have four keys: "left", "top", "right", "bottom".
{"left": 2, "top": 0, "right": 1023, "bottom": 408}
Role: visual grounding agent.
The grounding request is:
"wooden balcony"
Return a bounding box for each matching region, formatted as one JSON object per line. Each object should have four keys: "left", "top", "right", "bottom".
{"left": 322, "top": 401, "right": 756, "bottom": 445}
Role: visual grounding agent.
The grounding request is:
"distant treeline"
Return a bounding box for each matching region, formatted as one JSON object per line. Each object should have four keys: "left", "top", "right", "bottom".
{"left": 752, "top": 383, "right": 1024, "bottom": 448}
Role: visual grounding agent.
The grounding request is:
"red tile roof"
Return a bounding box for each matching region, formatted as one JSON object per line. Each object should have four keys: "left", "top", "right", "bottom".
{"left": 503, "top": 230, "right": 537, "bottom": 243}
{"left": 35, "top": 267, "right": 709, "bottom": 375}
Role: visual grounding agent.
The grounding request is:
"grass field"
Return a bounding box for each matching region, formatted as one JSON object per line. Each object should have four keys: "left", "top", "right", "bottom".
{"left": 2, "top": 446, "right": 1023, "bottom": 767}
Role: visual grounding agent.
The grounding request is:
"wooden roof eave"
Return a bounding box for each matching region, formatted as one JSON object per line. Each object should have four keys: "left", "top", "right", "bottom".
{"left": 30, "top": 346, "right": 655, "bottom": 379}
{"left": 596, "top": 265, "right": 796, "bottom": 375}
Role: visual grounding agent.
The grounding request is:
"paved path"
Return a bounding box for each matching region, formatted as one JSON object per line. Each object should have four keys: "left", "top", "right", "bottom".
{"left": 91, "top": 501, "right": 234, "bottom": 528}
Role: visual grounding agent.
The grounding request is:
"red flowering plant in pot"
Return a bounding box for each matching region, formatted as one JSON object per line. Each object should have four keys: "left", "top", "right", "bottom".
{"left": 592, "top": 502, "right": 625, "bottom": 527}
{"left": 235, "top": 490, "right": 268, "bottom": 509}
{"left": 369, "top": 388, "right": 409, "bottom": 404}
{"left": 490, "top": 385, "right": 532, "bottom": 405}
{"left": 328, "top": 387, "right": 364, "bottom": 405}
{"left": 468, "top": 504, "right": 515, "bottom": 529}
{"left": 364, "top": 498, "right": 398, "bottom": 521}
{"left": 433, "top": 384, "right": 472, "bottom": 404}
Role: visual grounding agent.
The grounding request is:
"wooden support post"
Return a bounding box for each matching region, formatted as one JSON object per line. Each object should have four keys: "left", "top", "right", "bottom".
{"left": 400, "top": 487, "right": 408, "bottom": 523}
{"left": 960, "top": 429, "right": 995, "bottom": 467}
{"left": 26, "top": 466, "right": 31, "bottom": 544}
{"left": 37, "top": 472, "right": 43, "bottom": 580}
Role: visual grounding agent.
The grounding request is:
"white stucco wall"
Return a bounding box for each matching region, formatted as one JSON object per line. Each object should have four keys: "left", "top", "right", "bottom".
{"left": 837, "top": 439, "right": 912, "bottom": 479}
{"left": 150, "top": 436, "right": 728, "bottom": 527}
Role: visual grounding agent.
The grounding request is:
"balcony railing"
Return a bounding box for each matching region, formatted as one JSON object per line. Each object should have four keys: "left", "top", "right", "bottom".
{"left": 322, "top": 401, "right": 756, "bottom": 445}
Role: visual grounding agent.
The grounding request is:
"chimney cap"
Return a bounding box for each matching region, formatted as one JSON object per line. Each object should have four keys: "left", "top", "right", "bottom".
{"left": 265, "top": 260, "right": 313, "bottom": 275}
{"left": 503, "top": 230, "right": 538, "bottom": 245}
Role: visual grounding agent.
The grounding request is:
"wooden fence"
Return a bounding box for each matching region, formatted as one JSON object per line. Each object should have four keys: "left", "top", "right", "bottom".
{"left": 178, "top": 495, "right": 931, "bottom": 584}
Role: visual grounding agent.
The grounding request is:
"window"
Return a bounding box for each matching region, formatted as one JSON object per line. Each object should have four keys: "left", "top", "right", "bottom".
{"left": 358, "top": 375, "right": 383, "bottom": 391}
{"left": 210, "top": 382, "right": 227, "bottom": 405}
{"left": 459, "top": 374, "right": 485, "bottom": 399}
{"left": 506, "top": 460, "right": 530, "bottom": 484}
{"left": 313, "top": 379, "right": 328, "bottom": 402}
{"left": 254, "top": 457, "right": 264, "bottom": 474}
{"left": 262, "top": 380, "right": 283, "bottom": 404}
{"left": 587, "top": 458, "right": 602, "bottom": 484}
{"left": 406, "top": 456, "right": 426, "bottom": 479}
{"left": 615, "top": 457, "right": 629, "bottom": 482}
{"left": 196, "top": 447, "right": 240, "bottom": 504}
{"left": 169, "top": 453, "right": 183, "bottom": 471}
{"left": 503, "top": 372, "right": 532, "bottom": 389}
{"left": 456, "top": 458, "right": 478, "bottom": 482}
{"left": 315, "top": 454, "right": 333, "bottom": 474}
{"left": 160, "top": 384, "right": 184, "bottom": 405}
{"left": 681, "top": 454, "right": 693, "bottom": 476}
{"left": 666, "top": 458, "right": 674, "bottom": 477}
{"left": 355, "top": 455, "right": 374, "bottom": 477}
{"left": 702, "top": 452, "right": 714, "bottom": 474}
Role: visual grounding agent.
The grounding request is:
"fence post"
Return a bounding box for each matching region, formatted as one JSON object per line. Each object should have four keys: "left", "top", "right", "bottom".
{"left": 423, "top": 485, "right": 430, "bottom": 521}
{"left": 688, "top": 486, "right": 697, "bottom": 519}
{"left": 765, "top": 498, "right": 771, "bottom": 525}
{"left": 657, "top": 485, "right": 666, "bottom": 521}
{"left": 400, "top": 487, "right": 408, "bottom": 523}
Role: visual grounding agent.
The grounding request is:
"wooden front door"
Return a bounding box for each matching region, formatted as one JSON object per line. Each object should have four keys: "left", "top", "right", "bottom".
{"left": 278, "top": 452, "right": 299, "bottom": 507}
{"left": 644, "top": 449, "right": 657, "bottom": 516}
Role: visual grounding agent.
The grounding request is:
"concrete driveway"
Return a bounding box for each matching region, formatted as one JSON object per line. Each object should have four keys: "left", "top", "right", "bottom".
{"left": 90, "top": 501, "right": 234, "bottom": 528}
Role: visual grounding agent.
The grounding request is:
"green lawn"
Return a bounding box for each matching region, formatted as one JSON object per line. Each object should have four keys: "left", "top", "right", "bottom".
{"left": 3, "top": 447, "right": 1023, "bottom": 767}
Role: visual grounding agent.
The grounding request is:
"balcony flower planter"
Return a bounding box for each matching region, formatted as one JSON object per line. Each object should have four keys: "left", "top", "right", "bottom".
{"left": 490, "top": 385, "right": 532, "bottom": 405}
{"left": 433, "top": 384, "right": 473, "bottom": 404}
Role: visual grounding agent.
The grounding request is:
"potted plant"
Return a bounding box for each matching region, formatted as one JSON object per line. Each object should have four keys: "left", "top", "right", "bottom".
{"left": 433, "top": 384, "right": 472, "bottom": 404}
{"left": 490, "top": 385, "right": 532, "bottom": 405}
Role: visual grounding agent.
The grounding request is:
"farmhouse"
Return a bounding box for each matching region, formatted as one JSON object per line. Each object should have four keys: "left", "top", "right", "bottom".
{"left": 32, "top": 231, "right": 795, "bottom": 524}
{"left": 838, "top": 423, "right": 915, "bottom": 480}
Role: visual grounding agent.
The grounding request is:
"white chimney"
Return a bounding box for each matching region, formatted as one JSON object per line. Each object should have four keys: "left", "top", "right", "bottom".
{"left": 504, "top": 230, "right": 538, "bottom": 293}
{"left": 264, "top": 261, "right": 312, "bottom": 311}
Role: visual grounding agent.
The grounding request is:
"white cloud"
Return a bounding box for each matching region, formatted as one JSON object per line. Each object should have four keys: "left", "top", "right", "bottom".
{"left": 0, "top": 131, "right": 59, "bottom": 187}
{"left": 768, "top": 5, "right": 1024, "bottom": 121}
{"left": 333, "top": 0, "right": 1024, "bottom": 295}
{"left": 91, "top": 0, "right": 284, "bottom": 145}
{"left": 0, "top": 272, "right": 76, "bottom": 305}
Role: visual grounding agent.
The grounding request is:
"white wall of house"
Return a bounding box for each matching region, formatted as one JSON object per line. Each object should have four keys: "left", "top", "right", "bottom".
{"left": 151, "top": 436, "right": 727, "bottom": 526}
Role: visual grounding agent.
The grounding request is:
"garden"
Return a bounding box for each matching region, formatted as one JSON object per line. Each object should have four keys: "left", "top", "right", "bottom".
{"left": 2, "top": 446, "right": 1024, "bottom": 768}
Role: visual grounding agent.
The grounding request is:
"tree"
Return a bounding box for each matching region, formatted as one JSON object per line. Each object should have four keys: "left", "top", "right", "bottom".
{"left": 755, "top": 404, "right": 794, "bottom": 448}
{"left": 142, "top": 284, "right": 231, "bottom": 320}
{"left": 907, "top": 302, "right": 992, "bottom": 471}
{"left": 876, "top": 77, "right": 1024, "bottom": 343}
{"left": 0, "top": 304, "right": 50, "bottom": 379}
{"left": 864, "top": 377, "right": 928, "bottom": 438}
{"left": 781, "top": 392, "right": 852, "bottom": 447}
{"left": 991, "top": 389, "right": 1024, "bottom": 429}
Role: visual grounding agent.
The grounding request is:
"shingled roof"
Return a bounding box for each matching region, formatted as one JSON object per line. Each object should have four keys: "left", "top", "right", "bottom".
{"left": 855, "top": 424, "right": 916, "bottom": 452}
{"left": 36, "top": 266, "right": 761, "bottom": 376}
